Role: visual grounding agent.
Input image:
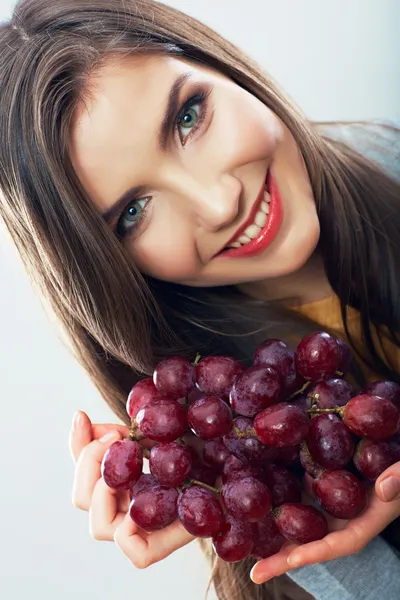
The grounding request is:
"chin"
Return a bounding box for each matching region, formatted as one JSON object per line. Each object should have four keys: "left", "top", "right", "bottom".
{"left": 273, "top": 233, "right": 320, "bottom": 277}
{"left": 250, "top": 216, "right": 321, "bottom": 280}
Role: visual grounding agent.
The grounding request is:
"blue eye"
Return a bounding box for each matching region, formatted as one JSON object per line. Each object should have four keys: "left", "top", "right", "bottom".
{"left": 175, "top": 91, "right": 208, "bottom": 145}
{"left": 116, "top": 198, "right": 147, "bottom": 238}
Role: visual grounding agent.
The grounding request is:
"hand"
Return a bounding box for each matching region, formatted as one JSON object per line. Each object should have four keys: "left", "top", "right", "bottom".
{"left": 69, "top": 410, "right": 195, "bottom": 568}
{"left": 250, "top": 465, "right": 400, "bottom": 584}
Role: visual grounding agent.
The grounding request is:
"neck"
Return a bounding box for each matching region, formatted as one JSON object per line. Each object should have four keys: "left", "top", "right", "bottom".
{"left": 236, "top": 253, "right": 334, "bottom": 306}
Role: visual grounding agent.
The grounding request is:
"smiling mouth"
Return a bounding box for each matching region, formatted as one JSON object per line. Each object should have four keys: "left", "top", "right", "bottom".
{"left": 214, "top": 166, "right": 282, "bottom": 260}
{"left": 216, "top": 168, "right": 271, "bottom": 254}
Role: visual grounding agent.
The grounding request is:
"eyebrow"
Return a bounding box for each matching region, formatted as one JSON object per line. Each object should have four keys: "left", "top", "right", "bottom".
{"left": 101, "top": 71, "right": 192, "bottom": 225}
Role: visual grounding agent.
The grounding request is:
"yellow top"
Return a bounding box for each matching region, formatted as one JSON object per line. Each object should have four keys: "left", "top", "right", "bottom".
{"left": 290, "top": 295, "right": 399, "bottom": 383}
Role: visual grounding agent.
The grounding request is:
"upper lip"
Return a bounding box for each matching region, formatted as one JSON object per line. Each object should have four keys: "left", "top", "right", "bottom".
{"left": 215, "top": 168, "right": 269, "bottom": 256}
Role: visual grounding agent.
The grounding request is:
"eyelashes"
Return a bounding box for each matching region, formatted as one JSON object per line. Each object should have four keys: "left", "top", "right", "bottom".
{"left": 115, "top": 87, "right": 212, "bottom": 239}
{"left": 173, "top": 88, "right": 210, "bottom": 145}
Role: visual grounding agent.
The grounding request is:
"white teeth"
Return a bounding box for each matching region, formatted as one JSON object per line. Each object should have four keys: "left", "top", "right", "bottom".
{"left": 255, "top": 211, "right": 267, "bottom": 228}
{"left": 238, "top": 234, "right": 252, "bottom": 244}
{"left": 244, "top": 223, "right": 262, "bottom": 239}
{"left": 226, "top": 186, "right": 272, "bottom": 250}
{"left": 261, "top": 201, "right": 270, "bottom": 213}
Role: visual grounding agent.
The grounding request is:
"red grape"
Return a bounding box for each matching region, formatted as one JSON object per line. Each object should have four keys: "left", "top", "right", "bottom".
{"left": 186, "top": 387, "right": 204, "bottom": 405}
{"left": 263, "top": 464, "right": 302, "bottom": 506}
{"left": 212, "top": 514, "right": 254, "bottom": 562}
{"left": 100, "top": 332, "right": 400, "bottom": 568}
{"left": 136, "top": 398, "right": 187, "bottom": 443}
{"left": 296, "top": 332, "right": 341, "bottom": 381}
{"left": 273, "top": 445, "right": 301, "bottom": 466}
{"left": 153, "top": 356, "right": 194, "bottom": 398}
{"left": 353, "top": 438, "right": 400, "bottom": 481}
{"left": 362, "top": 381, "right": 400, "bottom": 410}
{"left": 253, "top": 338, "right": 299, "bottom": 394}
{"left": 129, "top": 473, "right": 157, "bottom": 500}
{"left": 307, "top": 413, "right": 354, "bottom": 469}
{"left": 300, "top": 442, "right": 323, "bottom": 478}
{"left": 188, "top": 454, "right": 219, "bottom": 487}
{"left": 251, "top": 514, "right": 285, "bottom": 559}
{"left": 312, "top": 470, "right": 367, "bottom": 519}
{"left": 195, "top": 356, "right": 244, "bottom": 399}
{"left": 101, "top": 439, "right": 143, "bottom": 490}
{"left": 307, "top": 378, "right": 354, "bottom": 409}
{"left": 129, "top": 485, "right": 178, "bottom": 531}
{"left": 221, "top": 455, "right": 264, "bottom": 484}
{"left": 188, "top": 396, "right": 233, "bottom": 440}
{"left": 126, "top": 378, "right": 162, "bottom": 419}
{"left": 342, "top": 394, "right": 400, "bottom": 440}
{"left": 336, "top": 338, "right": 352, "bottom": 373}
{"left": 223, "top": 416, "right": 277, "bottom": 465}
{"left": 221, "top": 476, "right": 272, "bottom": 522}
{"left": 149, "top": 442, "right": 192, "bottom": 487}
{"left": 273, "top": 503, "right": 328, "bottom": 544}
{"left": 290, "top": 393, "right": 312, "bottom": 411}
{"left": 286, "top": 371, "right": 307, "bottom": 396}
{"left": 229, "top": 365, "right": 282, "bottom": 417}
{"left": 178, "top": 486, "right": 224, "bottom": 537}
{"left": 254, "top": 403, "right": 310, "bottom": 447}
{"left": 203, "top": 438, "right": 231, "bottom": 472}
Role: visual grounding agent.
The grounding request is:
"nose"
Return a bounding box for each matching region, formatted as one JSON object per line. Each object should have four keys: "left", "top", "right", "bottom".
{"left": 187, "top": 177, "right": 241, "bottom": 232}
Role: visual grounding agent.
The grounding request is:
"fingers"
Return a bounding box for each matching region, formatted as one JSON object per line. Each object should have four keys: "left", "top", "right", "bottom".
{"left": 250, "top": 541, "right": 298, "bottom": 584}
{"left": 89, "top": 477, "right": 130, "bottom": 541}
{"left": 68, "top": 411, "right": 131, "bottom": 465}
{"left": 92, "top": 423, "right": 130, "bottom": 441}
{"left": 69, "top": 411, "right": 93, "bottom": 463}
{"left": 71, "top": 430, "right": 121, "bottom": 511}
{"left": 114, "top": 514, "right": 196, "bottom": 569}
{"left": 286, "top": 488, "right": 400, "bottom": 569}
{"left": 375, "top": 460, "right": 400, "bottom": 502}
{"left": 92, "top": 424, "right": 155, "bottom": 449}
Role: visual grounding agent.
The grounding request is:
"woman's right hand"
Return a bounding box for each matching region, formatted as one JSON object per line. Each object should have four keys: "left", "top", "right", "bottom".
{"left": 68, "top": 410, "right": 195, "bottom": 568}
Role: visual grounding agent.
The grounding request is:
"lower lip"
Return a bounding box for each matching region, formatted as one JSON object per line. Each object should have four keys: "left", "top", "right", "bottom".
{"left": 216, "top": 169, "right": 283, "bottom": 259}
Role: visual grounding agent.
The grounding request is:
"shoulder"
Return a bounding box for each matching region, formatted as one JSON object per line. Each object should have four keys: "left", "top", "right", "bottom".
{"left": 314, "top": 118, "right": 400, "bottom": 181}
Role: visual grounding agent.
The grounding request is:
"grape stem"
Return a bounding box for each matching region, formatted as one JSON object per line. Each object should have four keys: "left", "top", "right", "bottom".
{"left": 126, "top": 419, "right": 146, "bottom": 442}
{"left": 305, "top": 407, "right": 343, "bottom": 415}
{"left": 233, "top": 425, "right": 257, "bottom": 438}
{"left": 187, "top": 479, "right": 220, "bottom": 496}
{"left": 289, "top": 381, "right": 311, "bottom": 400}
{"left": 193, "top": 353, "right": 202, "bottom": 366}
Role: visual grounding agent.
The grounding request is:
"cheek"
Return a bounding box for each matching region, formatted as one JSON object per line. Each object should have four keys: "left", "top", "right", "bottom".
{"left": 219, "top": 91, "right": 282, "bottom": 164}
{"left": 129, "top": 216, "right": 199, "bottom": 282}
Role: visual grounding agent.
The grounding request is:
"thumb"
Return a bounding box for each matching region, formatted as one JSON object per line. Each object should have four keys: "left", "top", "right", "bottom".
{"left": 375, "top": 461, "right": 400, "bottom": 502}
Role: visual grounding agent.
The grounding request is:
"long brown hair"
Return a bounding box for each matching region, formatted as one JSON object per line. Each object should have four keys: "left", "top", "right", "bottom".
{"left": 0, "top": 1, "right": 399, "bottom": 599}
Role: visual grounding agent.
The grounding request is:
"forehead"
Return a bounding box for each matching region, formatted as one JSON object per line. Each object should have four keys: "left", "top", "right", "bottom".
{"left": 72, "top": 53, "right": 222, "bottom": 129}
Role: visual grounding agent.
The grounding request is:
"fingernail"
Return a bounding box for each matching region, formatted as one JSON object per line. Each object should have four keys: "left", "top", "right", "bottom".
{"left": 99, "top": 431, "right": 120, "bottom": 443}
{"left": 380, "top": 476, "right": 400, "bottom": 502}
{"left": 249, "top": 565, "right": 262, "bottom": 584}
{"left": 287, "top": 554, "right": 302, "bottom": 568}
{"left": 72, "top": 411, "right": 83, "bottom": 430}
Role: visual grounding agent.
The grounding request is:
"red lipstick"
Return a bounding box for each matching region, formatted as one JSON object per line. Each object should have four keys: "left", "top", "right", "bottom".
{"left": 216, "top": 168, "right": 283, "bottom": 259}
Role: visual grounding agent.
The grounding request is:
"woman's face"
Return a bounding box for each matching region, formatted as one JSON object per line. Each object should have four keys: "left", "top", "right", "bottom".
{"left": 70, "top": 54, "right": 320, "bottom": 287}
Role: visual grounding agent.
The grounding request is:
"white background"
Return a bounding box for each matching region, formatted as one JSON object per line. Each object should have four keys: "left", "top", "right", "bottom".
{"left": 0, "top": 1, "right": 399, "bottom": 599}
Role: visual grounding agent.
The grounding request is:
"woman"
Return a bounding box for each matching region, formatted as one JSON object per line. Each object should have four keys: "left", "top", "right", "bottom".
{"left": 0, "top": 1, "right": 399, "bottom": 599}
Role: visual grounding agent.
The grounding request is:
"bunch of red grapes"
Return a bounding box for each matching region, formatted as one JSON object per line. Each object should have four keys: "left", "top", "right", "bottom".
{"left": 101, "top": 331, "right": 400, "bottom": 563}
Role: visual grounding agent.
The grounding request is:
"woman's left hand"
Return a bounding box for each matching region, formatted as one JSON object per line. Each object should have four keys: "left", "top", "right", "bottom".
{"left": 250, "top": 462, "right": 400, "bottom": 584}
